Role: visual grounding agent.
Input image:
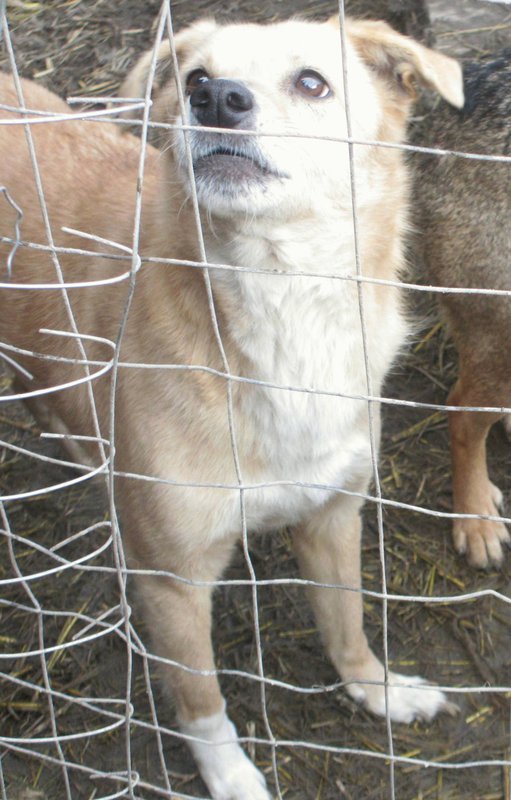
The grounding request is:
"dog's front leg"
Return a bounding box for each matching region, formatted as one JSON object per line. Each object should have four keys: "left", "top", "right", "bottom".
{"left": 292, "top": 495, "right": 454, "bottom": 724}
{"left": 135, "top": 544, "right": 271, "bottom": 800}
{"left": 448, "top": 374, "right": 511, "bottom": 569}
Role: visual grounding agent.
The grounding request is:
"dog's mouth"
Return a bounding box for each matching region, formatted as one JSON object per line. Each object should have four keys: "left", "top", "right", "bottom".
{"left": 190, "top": 138, "right": 287, "bottom": 193}
{"left": 194, "top": 146, "right": 271, "bottom": 174}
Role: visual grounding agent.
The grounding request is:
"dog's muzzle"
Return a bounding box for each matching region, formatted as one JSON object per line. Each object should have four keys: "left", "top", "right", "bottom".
{"left": 186, "top": 79, "right": 286, "bottom": 195}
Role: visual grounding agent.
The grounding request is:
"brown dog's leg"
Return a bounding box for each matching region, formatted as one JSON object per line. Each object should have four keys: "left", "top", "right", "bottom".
{"left": 448, "top": 372, "right": 511, "bottom": 568}
{"left": 292, "top": 495, "right": 453, "bottom": 723}
{"left": 134, "top": 537, "right": 270, "bottom": 800}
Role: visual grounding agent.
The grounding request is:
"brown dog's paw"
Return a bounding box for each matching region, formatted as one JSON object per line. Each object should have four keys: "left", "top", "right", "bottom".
{"left": 453, "top": 515, "right": 510, "bottom": 569}
{"left": 452, "top": 479, "right": 510, "bottom": 569}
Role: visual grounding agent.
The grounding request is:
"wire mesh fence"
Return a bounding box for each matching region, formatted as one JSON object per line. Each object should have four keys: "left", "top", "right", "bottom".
{"left": 0, "top": 1, "right": 510, "bottom": 799}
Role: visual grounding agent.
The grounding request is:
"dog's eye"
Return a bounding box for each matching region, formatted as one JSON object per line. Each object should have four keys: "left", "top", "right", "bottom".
{"left": 294, "top": 70, "right": 331, "bottom": 99}
{"left": 185, "top": 69, "right": 210, "bottom": 94}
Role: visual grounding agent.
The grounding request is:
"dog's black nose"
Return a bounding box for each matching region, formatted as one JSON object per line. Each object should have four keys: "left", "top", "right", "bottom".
{"left": 190, "top": 79, "right": 254, "bottom": 129}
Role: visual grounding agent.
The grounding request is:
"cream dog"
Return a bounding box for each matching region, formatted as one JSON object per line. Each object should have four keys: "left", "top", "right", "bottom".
{"left": 0, "top": 16, "right": 462, "bottom": 800}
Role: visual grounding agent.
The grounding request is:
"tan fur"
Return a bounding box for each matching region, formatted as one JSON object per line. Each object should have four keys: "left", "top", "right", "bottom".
{"left": 0, "top": 18, "right": 462, "bottom": 799}
{"left": 345, "top": 19, "right": 462, "bottom": 108}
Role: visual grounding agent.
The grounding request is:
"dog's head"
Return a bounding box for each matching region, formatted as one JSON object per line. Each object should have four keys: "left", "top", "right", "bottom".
{"left": 121, "top": 17, "right": 463, "bottom": 219}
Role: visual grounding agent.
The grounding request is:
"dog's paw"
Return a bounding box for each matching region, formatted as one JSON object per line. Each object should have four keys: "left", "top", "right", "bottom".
{"left": 198, "top": 752, "right": 270, "bottom": 800}
{"left": 347, "top": 671, "right": 457, "bottom": 724}
{"left": 453, "top": 483, "right": 510, "bottom": 569}
{"left": 181, "top": 709, "right": 271, "bottom": 800}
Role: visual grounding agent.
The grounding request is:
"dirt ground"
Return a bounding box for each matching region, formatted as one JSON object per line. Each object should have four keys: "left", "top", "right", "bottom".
{"left": 0, "top": 1, "right": 511, "bottom": 799}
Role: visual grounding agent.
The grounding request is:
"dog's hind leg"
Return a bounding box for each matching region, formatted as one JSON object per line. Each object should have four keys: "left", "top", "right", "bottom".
{"left": 134, "top": 537, "right": 270, "bottom": 800}
{"left": 448, "top": 363, "right": 511, "bottom": 569}
{"left": 292, "top": 494, "right": 455, "bottom": 724}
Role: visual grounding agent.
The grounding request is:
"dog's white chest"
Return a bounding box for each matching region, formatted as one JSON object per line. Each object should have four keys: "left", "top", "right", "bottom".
{"left": 204, "top": 219, "right": 404, "bottom": 532}
{"left": 217, "top": 270, "right": 380, "bottom": 529}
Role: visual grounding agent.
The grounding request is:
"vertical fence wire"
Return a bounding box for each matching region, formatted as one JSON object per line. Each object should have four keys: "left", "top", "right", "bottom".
{"left": 336, "top": 2, "right": 396, "bottom": 796}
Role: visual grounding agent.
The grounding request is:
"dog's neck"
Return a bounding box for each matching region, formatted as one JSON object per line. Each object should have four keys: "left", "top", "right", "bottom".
{"left": 197, "top": 205, "right": 371, "bottom": 380}
{"left": 187, "top": 194, "right": 405, "bottom": 397}
{"left": 202, "top": 203, "right": 359, "bottom": 280}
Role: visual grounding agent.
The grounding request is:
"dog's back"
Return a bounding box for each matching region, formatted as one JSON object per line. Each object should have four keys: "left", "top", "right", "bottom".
{"left": 0, "top": 75, "right": 148, "bottom": 458}
{"left": 0, "top": 74, "right": 206, "bottom": 465}
{"left": 414, "top": 51, "right": 511, "bottom": 294}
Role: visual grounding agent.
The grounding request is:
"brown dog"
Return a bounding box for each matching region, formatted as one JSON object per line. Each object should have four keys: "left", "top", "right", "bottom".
{"left": 412, "top": 50, "right": 511, "bottom": 570}
{"left": 0, "top": 17, "right": 462, "bottom": 799}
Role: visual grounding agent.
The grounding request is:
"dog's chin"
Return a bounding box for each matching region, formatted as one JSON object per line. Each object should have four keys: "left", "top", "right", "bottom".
{"left": 191, "top": 152, "right": 284, "bottom": 215}
{"left": 194, "top": 152, "right": 270, "bottom": 186}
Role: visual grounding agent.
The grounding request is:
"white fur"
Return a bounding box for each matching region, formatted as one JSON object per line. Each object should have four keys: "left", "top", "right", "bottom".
{"left": 181, "top": 708, "right": 270, "bottom": 800}
{"left": 174, "top": 22, "right": 382, "bottom": 219}
{"left": 204, "top": 227, "right": 392, "bottom": 529}
{"left": 347, "top": 672, "right": 453, "bottom": 724}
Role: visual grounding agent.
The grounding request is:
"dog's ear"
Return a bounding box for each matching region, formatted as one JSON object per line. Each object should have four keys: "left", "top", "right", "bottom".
{"left": 341, "top": 18, "right": 463, "bottom": 108}
{"left": 119, "top": 19, "right": 218, "bottom": 126}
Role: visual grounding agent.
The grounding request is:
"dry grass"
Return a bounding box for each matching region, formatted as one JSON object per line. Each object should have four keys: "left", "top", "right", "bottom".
{"left": 1, "top": 2, "right": 510, "bottom": 799}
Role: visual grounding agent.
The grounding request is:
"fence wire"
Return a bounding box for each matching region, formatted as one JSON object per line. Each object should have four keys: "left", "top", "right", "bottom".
{"left": 0, "top": 1, "right": 510, "bottom": 799}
